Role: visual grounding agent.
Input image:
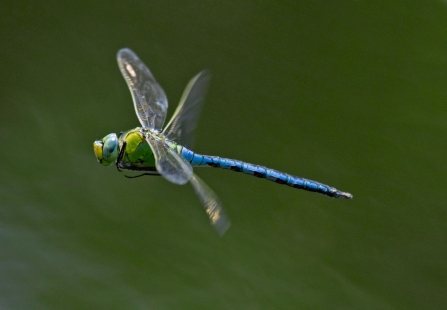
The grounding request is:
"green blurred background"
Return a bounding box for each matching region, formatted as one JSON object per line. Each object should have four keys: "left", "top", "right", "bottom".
{"left": 1, "top": 1, "right": 447, "bottom": 309}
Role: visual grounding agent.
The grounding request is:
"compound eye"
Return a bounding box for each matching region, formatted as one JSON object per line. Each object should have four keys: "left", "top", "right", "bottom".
{"left": 102, "top": 133, "right": 119, "bottom": 165}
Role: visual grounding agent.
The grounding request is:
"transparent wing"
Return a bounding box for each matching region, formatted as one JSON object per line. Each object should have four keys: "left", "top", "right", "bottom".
{"left": 189, "top": 174, "right": 231, "bottom": 236}
{"left": 162, "top": 70, "right": 210, "bottom": 148}
{"left": 145, "top": 134, "right": 193, "bottom": 185}
{"left": 117, "top": 48, "right": 168, "bottom": 131}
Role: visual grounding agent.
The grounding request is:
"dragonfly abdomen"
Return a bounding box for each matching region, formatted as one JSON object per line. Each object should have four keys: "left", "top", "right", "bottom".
{"left": 180, "top": 147, "right": 352, "bottom": 199}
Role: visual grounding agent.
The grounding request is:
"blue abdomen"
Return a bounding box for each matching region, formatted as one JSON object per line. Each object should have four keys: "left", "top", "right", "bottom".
{"left": 180, "top": 146, "right": 352, "bottom": 199}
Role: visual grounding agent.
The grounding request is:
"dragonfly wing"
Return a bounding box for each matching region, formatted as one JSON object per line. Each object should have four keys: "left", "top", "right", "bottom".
{"left": 117, "top": 48, "right": 168, "bottom": 131}
{"left": 162, "top": 70, "right": 211, "bottom": 149}
{"left": 189, "top": 174, "right": 230, "bottom": 236}
{"left": 145, "top": 134, "right": 193, "bottom": 185}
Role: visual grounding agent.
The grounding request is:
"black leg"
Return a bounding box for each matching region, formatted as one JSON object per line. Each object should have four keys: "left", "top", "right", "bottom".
{"left": 116, "top": 141, "right": 127, "bottom": 173}
{"left": 125, "top": 173, "right": 159, "bottom": 178}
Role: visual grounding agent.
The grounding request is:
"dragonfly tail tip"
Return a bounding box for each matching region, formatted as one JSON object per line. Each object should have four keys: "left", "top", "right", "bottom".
{"left": 340, "top": 192, "right": 353, "bottom": 199}
{"left": 334, "top": 190, "right": 353, "bottom": 199}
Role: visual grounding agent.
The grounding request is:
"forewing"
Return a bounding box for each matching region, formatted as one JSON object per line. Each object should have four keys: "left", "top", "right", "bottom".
{"left": 162, "top": 70, "right": 210, "bottom": 148}
{"left": 189, "top": 174, "right": 231, "bottom": 236}
{"left": 145, "top": 134, "right": 193, "bottom": 185}
{"left": 117, "top": 48, "right": 168, "bottom": 131}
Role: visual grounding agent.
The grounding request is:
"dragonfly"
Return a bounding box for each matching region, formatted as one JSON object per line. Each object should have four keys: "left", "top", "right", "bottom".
{"left": 93, "top": 48, "right": 353, "bottom": 235}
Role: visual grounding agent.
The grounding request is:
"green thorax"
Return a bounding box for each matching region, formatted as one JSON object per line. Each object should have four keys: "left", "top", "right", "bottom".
{"left": 119, "top": 127, "right": 156, "bottom": 168}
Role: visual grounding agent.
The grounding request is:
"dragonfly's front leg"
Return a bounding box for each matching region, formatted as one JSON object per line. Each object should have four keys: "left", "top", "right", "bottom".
{"left": 115, "top": 140, "right": 127, "bottom": 172}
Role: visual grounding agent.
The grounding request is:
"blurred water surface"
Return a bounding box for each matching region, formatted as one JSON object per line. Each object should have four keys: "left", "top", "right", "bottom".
{"left": 1, "top": 1, "right": 447, "bottom": 309}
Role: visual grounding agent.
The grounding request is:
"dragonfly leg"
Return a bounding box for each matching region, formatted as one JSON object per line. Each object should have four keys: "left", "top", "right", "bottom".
{"left": 115, "top": 140, "right": 127, "bottom": 172}
{"left": 124, "top": 173, "right": 159, "bottom": 178}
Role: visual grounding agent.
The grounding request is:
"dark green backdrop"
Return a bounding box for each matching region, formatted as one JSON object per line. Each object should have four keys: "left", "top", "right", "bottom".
{"left": 1, "top": 1, "right": 447, "bottom": 309}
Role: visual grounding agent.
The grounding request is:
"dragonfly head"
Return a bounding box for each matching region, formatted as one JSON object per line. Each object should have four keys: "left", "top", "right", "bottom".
{"left": 93, "top": 133, "right": 119, "bottom": 166}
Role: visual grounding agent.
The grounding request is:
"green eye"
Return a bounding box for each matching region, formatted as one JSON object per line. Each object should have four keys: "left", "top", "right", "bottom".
{"left": 93, "top": 133, "right": 118, "bottom": 166}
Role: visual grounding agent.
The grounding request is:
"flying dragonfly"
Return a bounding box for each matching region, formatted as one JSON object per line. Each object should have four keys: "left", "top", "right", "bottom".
{"left": 93, "top": 48, "right": 352, "bottom": 235}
